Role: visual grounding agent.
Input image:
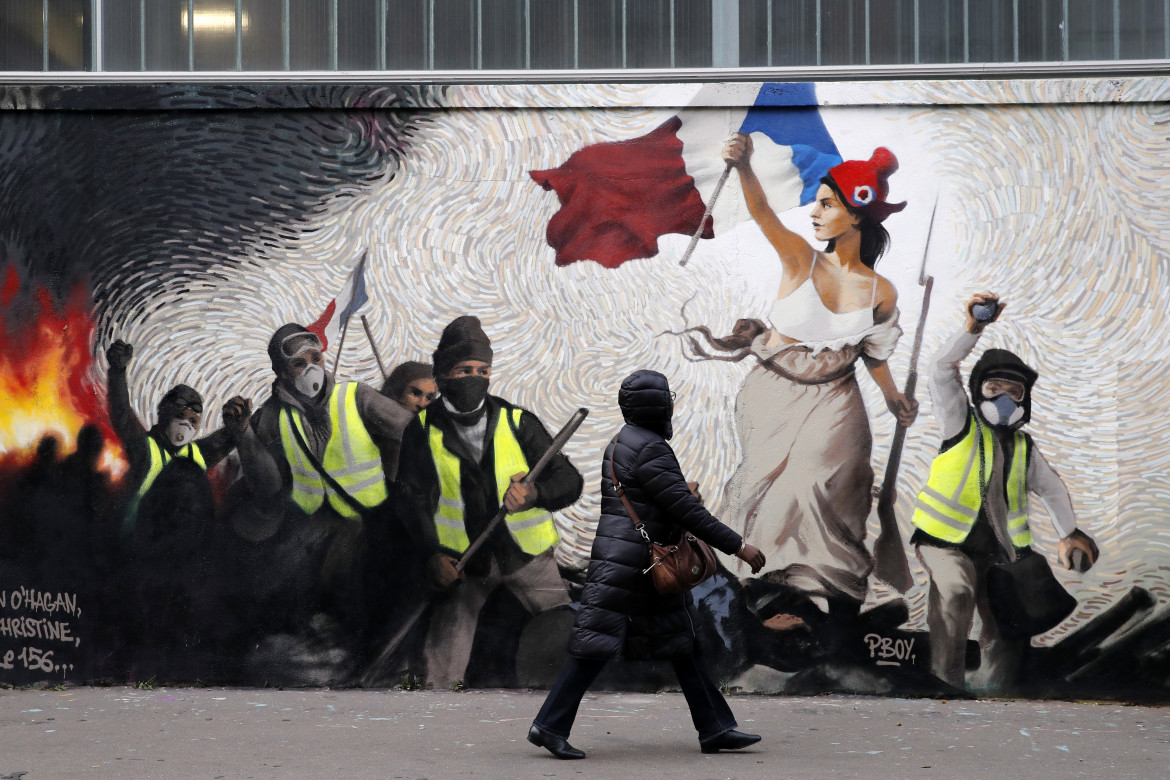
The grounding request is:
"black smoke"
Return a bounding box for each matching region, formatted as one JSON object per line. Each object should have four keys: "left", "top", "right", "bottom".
{"left": 0, "top": 83, "right": 445, "bottom": 333}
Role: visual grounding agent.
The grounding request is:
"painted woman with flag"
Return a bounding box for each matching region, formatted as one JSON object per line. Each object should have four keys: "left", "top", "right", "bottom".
{"left": 695, "top": 135, "right": 919, "bottom": 643}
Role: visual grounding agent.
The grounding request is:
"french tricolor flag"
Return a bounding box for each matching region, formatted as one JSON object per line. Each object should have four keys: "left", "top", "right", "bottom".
{"left": 307, "top": 252, "right": 369, "bottom": 352}
{"left": 531, "top": 82, "right": 841, "bottom": 269}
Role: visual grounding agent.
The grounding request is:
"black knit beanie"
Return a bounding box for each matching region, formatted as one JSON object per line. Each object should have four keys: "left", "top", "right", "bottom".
{"left": 433, "top": 316, "right": 493, "bottom": 377}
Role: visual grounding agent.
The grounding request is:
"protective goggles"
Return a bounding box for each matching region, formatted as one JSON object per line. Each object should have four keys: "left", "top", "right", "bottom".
{"left": 980, "top": 378, "right": 1026, "bottom": 403}
{"left": 176, "top": 399, "right": 203, "bottom": 415}
{"left": 280, "top": 331, "right": 323, "bottom": 360}
{"left": 161, "top": 397, "right": 203, "bottom": 416}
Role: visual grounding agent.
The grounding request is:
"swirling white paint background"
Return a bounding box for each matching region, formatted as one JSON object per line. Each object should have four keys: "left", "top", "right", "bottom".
{"left": 99, "top": 81, "right": 1170, "bottom": 641}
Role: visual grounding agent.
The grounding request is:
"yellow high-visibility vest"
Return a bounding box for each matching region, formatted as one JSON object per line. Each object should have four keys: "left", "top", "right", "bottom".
{"left": 422, "top": 406, "right": 559, "bottom": 556}
{"left": 122, "top": 436, "right": 207, "bottom": 537}
{"left": 912, "top": 411, "right": 1033, "bottom": 548}
{"left": 278, "top": 381, "right": 388, "bottom": 520}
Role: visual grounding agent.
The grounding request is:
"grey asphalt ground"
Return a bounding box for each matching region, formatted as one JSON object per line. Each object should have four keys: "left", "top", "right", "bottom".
{"left": 1, "top": 687, "right": 1168, "bottom": 780}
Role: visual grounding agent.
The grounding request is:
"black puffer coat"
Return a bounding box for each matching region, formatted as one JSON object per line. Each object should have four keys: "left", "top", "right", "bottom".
{"left": 566, "top": 370, "right": 744, "bottom": 660}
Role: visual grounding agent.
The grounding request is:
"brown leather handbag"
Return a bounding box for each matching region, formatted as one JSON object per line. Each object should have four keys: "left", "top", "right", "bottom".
{"left": 609, "top": 449, "right": 717, "bottom": 595}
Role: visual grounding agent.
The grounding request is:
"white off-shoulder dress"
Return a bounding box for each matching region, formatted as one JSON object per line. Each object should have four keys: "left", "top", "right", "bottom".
{"left": 723, "top": 255, "right": 902, "bottom": 602}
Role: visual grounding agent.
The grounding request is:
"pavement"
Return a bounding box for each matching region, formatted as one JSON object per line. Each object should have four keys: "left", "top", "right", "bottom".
{"left": 1, "top": 686, "right": 1168, "bottom": 779}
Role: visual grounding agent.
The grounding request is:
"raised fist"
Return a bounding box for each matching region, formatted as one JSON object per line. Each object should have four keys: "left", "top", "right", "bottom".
{"left": 964, "top": 292, "right": 1005, "bottom": 335}
{"left": 222, "top": 396, "right": 253, "bottom": 437}
{"left": 722, "top": 132, "right": 754, "bottom": 167}
{"left": 106, "top": 340, "right": 133, "bottom": 371}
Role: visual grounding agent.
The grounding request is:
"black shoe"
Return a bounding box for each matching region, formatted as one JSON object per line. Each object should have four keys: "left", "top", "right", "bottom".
{"left": 701, "top": 730, "right": 762, "bottom": 753}
{"left": 528, "top": 725, "right": 586, "bottom": 760}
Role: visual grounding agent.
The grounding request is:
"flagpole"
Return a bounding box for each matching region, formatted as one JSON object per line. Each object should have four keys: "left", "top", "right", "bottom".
{"left": 330, "top": 317, "right": 350, "bottom": 381}
{"left": 326, "top": 249, "right": 368, "bottom": 382}
{"left": 678, "top": 162, "right": 732, "bottom": 268}
{"left": 360, "top": 314, "right": 388, "bottom": 383}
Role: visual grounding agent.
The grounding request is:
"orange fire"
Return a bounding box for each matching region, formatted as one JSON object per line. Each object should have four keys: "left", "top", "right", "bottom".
{"left": 0, "top": 266, "right": 126, "bottom": 481}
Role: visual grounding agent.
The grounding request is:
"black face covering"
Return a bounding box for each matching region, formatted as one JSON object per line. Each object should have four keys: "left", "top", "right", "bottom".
{"left": 437, "top": 376, "right": 490, "bottom": 413}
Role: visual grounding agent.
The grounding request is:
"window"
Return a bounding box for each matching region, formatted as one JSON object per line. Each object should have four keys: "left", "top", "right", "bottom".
{"left": 2, "top": 0, "right": 1167, "bottom": 73}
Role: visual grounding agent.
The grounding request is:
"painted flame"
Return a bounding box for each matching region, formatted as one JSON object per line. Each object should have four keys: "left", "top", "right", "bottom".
{"left": 0, "top": 266, "right": 126, "bottom": 480}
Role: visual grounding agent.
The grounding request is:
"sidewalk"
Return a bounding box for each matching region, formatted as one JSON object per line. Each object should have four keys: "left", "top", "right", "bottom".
{"left": 2, "top": 686, "right": 1167, "bottom": 779}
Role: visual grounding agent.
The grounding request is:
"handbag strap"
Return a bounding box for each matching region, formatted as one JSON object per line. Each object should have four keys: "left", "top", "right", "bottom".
{"left": 608, "top": 446, "right": 653, "bottom": 546}
{"left": 285, "top": 407, "right": 371, "bottom": 517}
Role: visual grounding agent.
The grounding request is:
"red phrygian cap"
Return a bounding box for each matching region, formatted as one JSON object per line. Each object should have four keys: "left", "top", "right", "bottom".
{"left": 827, "top": 147, "right": 907, "bottom": 223}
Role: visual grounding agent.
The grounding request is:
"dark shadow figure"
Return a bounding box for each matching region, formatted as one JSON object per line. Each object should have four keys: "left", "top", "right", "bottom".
{"left": 120, "top": 456, "right": 215, "bottom": 682}
{"left": 0, "top": 426, "right": 114, "bottom": 682}
{"left": 0, "top": 434, "right": 61, "bottom": 566}
{"left": 40, "top": 425, "right": 113, "bottom": 585}
{"left": 360, "top": 506, "right": 430, "bottom": 682}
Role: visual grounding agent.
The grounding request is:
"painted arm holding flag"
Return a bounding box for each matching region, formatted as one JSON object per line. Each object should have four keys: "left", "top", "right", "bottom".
{"left": 530, "top": 82, "right": 853, "bottom": 269}
{"left": 723, "top": 133, "right": 819, "bottom": 280}
{"left": 722, "top": 132, "right": 918, "bottom": 428}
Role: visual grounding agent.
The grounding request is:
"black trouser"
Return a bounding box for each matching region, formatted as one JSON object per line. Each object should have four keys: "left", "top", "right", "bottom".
{"left": 533, "top": 654, "right": 738, "bottom": 744}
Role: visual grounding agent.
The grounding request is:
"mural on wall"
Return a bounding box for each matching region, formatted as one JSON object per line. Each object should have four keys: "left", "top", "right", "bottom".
{"left": 1, "top": 78, "right": 1169, "bottom": 700}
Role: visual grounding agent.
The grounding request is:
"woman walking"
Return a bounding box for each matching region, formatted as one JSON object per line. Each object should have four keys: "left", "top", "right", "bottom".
{"left": 528, "top": 369, "right": 766, "bottom": 760}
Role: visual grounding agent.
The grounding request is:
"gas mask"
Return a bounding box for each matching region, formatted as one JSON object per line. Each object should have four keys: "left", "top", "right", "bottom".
{"left": 275, "top": 330, "right": 327, "bottom": 398}
{"left": 157, "top": 388, "right": 202, "bottom": 447}
{"left": 969, "top": 350, "right": 1037, "bottom": 433}
{"left": 294, "top": 363, "right": 326, "bottom": 398}
{"left": 166, "top": 418, "right": 197, "bottom": 447}
{"left": 979, "top": 395, "right": 1025, "bottom": 428}
{"left": 977, "top": 375, "right": 1028, "bottom": 429}
{"left": 437, "top": 376, "right": 490, "bottom": 413}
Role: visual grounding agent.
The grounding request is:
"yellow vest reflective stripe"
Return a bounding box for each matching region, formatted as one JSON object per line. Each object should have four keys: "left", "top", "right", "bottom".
{"left": 493, "top": 409, "right": 561, "bottom": 555}
{"left": 423, "top": 408, "right": 472, "bottom": 553}
{"left": 422, "top": 407, "right": 560, "bottom": 556}
{"left": 1004, "top": 437, "right": 1032, "bottom": 547}
{"left": 912, "top": 412, "right": 1032, "bottom": 546}
{"left": 280, "top": 406, "right": 327, "bottom": 515}
{"left": 122, "top": 437, "right": 207, "bottom": 536}
{"left": 278, "top": 382, "right": 388, "bottom": 520}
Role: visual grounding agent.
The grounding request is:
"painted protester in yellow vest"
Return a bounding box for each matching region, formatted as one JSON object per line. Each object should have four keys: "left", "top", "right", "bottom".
{"left": 105, "top": 339, "right": 251, "bottom": 539}
{"left": 242, "top": 324, "right": 413, "bottom": 519}
{"left": 909, "top": 293, "right": 1099, "bottom": 691}
{"left": 394, "top": 315, "right": 584, "bottom": 688}
{"left": 236, "top": 323, "right": 414, "bottom": 661}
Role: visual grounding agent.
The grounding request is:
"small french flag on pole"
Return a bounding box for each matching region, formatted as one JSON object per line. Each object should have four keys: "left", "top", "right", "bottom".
{"left": 531, "top": 82, "right": 842, "bottom": 269}
{"left": 308, "top": 251, "right": 369, "bottom": 352}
